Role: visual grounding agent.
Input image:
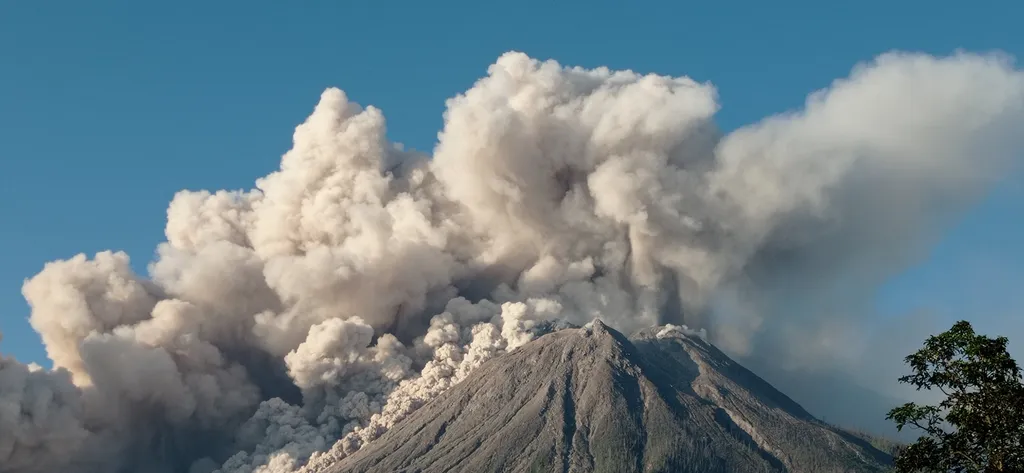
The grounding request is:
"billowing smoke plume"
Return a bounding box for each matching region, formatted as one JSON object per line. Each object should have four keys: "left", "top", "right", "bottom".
{"left": 2, "top": 51, "right": 1024, "bottom": 473}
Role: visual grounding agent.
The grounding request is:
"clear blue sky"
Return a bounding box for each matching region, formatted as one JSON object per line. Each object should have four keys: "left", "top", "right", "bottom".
{"left": 1, "top": 0, "right": 1021, "bottom": 364}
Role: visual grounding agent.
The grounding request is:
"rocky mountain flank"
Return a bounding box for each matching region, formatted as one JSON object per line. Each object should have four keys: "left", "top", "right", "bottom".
{"left": 326, "top": 321, "right": 892, "bottom": 473}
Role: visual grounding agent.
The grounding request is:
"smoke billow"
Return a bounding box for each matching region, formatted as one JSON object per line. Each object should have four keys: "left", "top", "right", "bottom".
{"left": 2, "top": 51, "right": 1023, "bottom": 473}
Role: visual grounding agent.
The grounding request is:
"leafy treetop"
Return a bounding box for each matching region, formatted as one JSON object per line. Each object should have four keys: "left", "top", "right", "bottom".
{"left": 887, "top": 320, "right": 1024, "bottom": 473}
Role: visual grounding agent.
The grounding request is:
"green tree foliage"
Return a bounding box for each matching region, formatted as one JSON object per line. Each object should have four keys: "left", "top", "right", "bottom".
{"left": 887, "top": 321, "right": 1024, "bottom": 472}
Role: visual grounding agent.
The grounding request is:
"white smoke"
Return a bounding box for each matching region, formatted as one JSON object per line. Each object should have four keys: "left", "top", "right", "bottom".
{"left": 2, "top": 50, "right": 1023, "bottom": 473}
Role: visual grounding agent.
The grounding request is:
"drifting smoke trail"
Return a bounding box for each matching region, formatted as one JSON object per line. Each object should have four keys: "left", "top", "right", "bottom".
{"left": 2, "top": 51, "right": 1024, "bottom": 473}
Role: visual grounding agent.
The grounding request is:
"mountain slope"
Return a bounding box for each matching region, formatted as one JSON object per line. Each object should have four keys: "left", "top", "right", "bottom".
{"left": 325, "top": 321, "right": 891, "bottom": 473}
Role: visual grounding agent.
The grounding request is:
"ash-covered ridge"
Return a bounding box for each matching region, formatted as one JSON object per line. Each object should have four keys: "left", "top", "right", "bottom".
{"left": 315, "top": 321, "right": 890, "bottom": 473}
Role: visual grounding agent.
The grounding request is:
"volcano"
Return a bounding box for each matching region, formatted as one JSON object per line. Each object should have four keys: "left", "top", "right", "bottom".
{"left": 318, "top": 321, "right": 891, "bottom": 473}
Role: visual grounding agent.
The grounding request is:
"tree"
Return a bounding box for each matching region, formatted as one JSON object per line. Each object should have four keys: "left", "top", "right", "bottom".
{"left": 887, "top": 320, "right": 1024, "bottom": 472}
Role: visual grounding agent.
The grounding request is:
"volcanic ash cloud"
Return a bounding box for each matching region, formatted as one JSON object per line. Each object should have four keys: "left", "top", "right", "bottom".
{"left": 2, "top": 50, "right": 1023, "bottom": 473}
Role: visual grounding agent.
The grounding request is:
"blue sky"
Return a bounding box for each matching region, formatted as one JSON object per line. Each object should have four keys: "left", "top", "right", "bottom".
{"left": 1, "top": 0, "right": 1022, "bottom": 364}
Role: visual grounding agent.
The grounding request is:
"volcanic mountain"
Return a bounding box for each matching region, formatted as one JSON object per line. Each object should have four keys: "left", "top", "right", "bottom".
{"left": 322, "top": 320, "right": 892, "bottom": 473}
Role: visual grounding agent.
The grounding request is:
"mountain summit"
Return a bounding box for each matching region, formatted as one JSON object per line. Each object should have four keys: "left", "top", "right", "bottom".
{"left": 321, "top": 320, "right": 891, "bottom": 473}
